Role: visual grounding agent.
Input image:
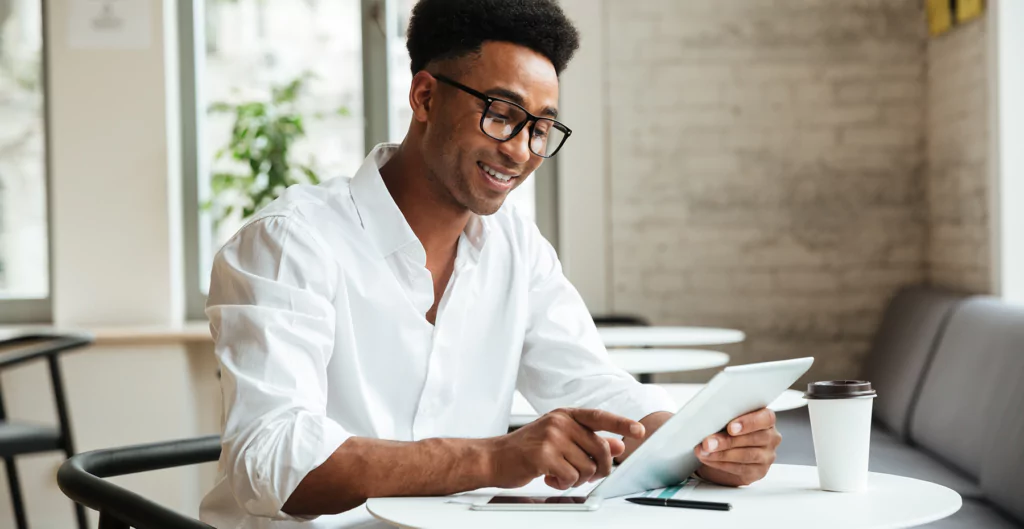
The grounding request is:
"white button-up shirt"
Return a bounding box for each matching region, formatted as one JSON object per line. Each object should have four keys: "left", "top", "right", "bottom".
{"left": 199, "top": 144, "right": 674, "bottom": 529}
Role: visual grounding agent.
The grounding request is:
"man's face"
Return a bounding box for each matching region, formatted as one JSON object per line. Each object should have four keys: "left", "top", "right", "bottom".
{"left": 420, "top": 41, "right": 560, "bottom": 215}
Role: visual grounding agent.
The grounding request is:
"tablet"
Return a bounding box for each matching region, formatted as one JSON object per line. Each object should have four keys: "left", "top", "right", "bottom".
{"left": 589, "top": 356, "right": 814, "bottom": 499}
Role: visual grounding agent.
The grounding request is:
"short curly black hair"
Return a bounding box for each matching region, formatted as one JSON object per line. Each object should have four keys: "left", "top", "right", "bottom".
{"left": 406, "top": 0, "right": 580, "bottom": 76}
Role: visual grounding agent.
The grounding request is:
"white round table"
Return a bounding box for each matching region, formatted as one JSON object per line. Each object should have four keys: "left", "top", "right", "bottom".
{"left": 609, "top": 349, "right": 730, "bottom": 375}
{"left": 367, "top": 464, "right": 962, "bottom": 529}
{"left": 599, "top": 326, "right": 745, "bottom": 348}
{"left": 509, "top": 382, "right": 803, "bottom": 428}
{"left": 657, "top": 383, "right": 807, "bottom": 413}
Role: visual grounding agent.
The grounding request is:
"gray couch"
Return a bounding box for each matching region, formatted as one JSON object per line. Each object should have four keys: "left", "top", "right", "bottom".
{"left": 774, "top": 286, "right": 1024, "bottom": 528}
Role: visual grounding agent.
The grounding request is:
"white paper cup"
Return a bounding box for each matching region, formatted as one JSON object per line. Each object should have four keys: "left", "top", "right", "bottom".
{"left": 804, "top": 381, "right": 877, "bottom": 493}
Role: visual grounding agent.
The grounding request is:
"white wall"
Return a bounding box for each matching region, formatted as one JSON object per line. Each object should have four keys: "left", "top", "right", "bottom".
{"left": 994, "top": 0, "right": 1024, "bottom": 303}
{"left": 48, "top": 0, "right": 183, "bottom": 324}
{"left": 557, "top": 0, "right": 610, "bottom": 313}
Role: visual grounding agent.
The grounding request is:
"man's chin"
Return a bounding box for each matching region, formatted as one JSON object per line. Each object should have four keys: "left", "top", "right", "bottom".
{"left": 469, "top": 200, "right": 505, "bottom": 216}
{"left": 462, "top": 189, "right": 507, "bottom": 216}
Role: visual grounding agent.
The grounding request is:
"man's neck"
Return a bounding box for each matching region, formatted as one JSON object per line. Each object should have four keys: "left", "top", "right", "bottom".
{"left": 379, "top": 142, "right": 471, "bottom": 257}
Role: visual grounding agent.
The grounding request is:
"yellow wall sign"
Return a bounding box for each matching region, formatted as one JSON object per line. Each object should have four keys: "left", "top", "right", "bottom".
{"left": 925, "top": 0, "right": 985, "bottom": 37}
{"left": 925, "top": 0, "right": 953, "bottom": 37}
{"left": 956, "top": 0, "right": 985, "bottom": 24}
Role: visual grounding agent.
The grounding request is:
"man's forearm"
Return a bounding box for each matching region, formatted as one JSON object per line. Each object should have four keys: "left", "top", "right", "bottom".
{"left": 282, "top": 436, "right": 494, "bottom": 516}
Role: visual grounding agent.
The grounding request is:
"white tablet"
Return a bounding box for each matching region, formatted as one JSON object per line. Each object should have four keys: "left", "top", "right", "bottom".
{"left": 471, "top": 357, "right": 813, "bottom": 511}
{"left": 590, "top": 356, "right": 813, "bottom": 499}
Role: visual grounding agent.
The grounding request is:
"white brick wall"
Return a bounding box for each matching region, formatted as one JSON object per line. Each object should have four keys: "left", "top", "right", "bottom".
{"left": 924, "top": 16, "right": 993, "bottom": 294}
{"left": 604, "top": 0, "right": 929, "bottom": 383}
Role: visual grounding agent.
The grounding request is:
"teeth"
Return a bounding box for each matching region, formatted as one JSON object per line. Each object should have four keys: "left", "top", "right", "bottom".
{"left": 479, "top": 162, "right": 512, "bottom": 182}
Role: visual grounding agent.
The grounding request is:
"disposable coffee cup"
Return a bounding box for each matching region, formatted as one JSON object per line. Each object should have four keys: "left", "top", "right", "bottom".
{"left": 804, "top": 380, "right": 877, "bottom": 492}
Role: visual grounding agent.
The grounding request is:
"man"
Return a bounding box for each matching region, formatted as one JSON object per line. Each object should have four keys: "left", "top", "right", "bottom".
{"left": 200, "top": 1, "right": 781, "bottom": 527}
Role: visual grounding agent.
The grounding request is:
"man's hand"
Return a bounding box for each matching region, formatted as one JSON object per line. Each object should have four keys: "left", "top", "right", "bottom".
{"left": 694, "top": 408, "right": 781, "bottom": 487}
{"left": 487, "top": 408, "right": 647, "bottom": 490}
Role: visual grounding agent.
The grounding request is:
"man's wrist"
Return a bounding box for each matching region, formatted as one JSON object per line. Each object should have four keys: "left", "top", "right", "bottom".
{"left": 470, "top": 437, "right": 498, "bottom": 487}
{"left": 418, "top": 437, "right": 498, "bottom": 490}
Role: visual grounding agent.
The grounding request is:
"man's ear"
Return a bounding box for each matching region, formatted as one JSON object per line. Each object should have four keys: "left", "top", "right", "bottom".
{"left": 409, "top": 71, "right": 436, "bottom": 123}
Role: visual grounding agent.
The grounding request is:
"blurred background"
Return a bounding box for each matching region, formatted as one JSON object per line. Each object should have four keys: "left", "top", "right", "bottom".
{"left": 0, "top": 0, "right": 1021, "bottom": 526}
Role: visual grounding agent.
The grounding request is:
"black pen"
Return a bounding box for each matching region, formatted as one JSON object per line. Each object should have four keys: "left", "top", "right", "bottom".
{"left": 626, "top": 497, "right": 732, "bottom": 511}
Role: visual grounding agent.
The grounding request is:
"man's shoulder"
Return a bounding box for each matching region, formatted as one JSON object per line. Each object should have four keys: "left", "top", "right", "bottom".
{"left": 254, "top": 176, "right": 354, "bottom": 220}
{"left": 239, "top": 177, "right": 355, "bottom": 232}
{"left": 226, "top": 176, "right": 361, "bottom": 256}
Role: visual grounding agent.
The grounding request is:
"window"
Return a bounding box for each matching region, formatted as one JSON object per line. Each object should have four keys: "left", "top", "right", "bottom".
{"left": 183, "top": 0, "right": 540, "bottom": 319}
{"left": 0, "top": 0, "right": 50, "bottom": 322}
{"left": 198, "top": 0, "right": 366, "bottom": 290}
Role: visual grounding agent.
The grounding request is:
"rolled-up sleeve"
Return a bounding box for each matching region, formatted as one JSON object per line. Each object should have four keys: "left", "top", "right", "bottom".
{"left": 206, "top": 214, "right": 350, "bottom": 521}
{"left": 516, "top": 223, "right": 676, "bottom": 423}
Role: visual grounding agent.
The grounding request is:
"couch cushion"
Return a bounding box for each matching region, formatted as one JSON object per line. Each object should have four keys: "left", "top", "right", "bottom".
{"left": 975, "top": 306, "right": 1024, "bottom": 524}
{"left": 910, "top": 298, "right": 1024, "bottom": 489}
{"left": 861, "top": 286, "right": 963, "bottom": 439}
{"left": 982, "top": 384, "right": 1024, "bottom": 524}
{"left": 774, "top": 408, "right": 983, "bottom": 499}
{"left": 918, "top": 500, "right": 1020, "bottom": 529}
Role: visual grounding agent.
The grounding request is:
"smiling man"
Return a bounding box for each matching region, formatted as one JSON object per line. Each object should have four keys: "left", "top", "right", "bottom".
{"left": 200, "top": 1, "right": 780, "bottom": 528}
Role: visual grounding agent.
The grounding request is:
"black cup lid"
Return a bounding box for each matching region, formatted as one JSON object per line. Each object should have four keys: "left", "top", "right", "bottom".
{"left": 804, "top": 380, "right": 876, "bottom": 399}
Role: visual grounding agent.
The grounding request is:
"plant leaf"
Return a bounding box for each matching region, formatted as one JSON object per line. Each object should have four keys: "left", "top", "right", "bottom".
{"left": 207, "top": 72, "right": 326, "bottom": 222}
{"left": 208, "top": 101, "right": 234, "bottom": 113}
{"left": 298, "top": 164, "right": 321, "bottom": 184}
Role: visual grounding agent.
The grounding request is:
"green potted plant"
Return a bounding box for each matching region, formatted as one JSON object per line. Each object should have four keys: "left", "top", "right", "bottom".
{"left": 205, "top": 72, "right": 345, "bottom": 226}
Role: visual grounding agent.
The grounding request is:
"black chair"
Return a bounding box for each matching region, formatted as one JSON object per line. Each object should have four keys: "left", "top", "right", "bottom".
{"left": 591, "top": 314, "right": 650, "bottom": 327}
{"left": 0, "top": 332, "right": 93, "bottom": 529}
{"left": 591, "top": 314, "right": 654, "bottom": 381}
{"left": 57, "top": 436, "right": 220, "bottom": 529}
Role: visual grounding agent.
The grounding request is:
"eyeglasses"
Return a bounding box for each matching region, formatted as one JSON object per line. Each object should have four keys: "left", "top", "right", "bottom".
{"left": 432, "top": 74, "right": 572, "bottom": 158}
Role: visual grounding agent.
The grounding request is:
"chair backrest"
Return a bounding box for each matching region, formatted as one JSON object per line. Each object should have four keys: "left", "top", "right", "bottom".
{"left": 860, "top": 286, "right": 964, "bottom": 439}
{"left": 592, "top": 314, "right": 650, "bottom": 327}
{"left": 0, "top": 332, "right": 94, "bottom": 371}
{"left": 57, "top": 435, "right": 221, "bottom": 529}
{"left": 909, "top": 297, "right": 1024, "bottom": 519}
{"left": 0, "top": 332, "right": 93, "bottom": 453}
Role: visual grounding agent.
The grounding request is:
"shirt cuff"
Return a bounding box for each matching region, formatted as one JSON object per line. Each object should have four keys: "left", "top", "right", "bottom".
{"left": 247, "top": 415, "right": 351, "bottom": 521}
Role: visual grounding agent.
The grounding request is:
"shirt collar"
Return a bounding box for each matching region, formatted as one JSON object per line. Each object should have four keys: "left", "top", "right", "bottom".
{"left": 349, "top": 143, "right": 489, "bottom": 264}
{"left": 460, "top": 214, "right": 488, "bottom": 265}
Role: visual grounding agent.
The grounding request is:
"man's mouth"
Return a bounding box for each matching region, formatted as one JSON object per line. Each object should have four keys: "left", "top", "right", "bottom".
{"left": 478, "top": 161, "right": 517, "bottom": 183}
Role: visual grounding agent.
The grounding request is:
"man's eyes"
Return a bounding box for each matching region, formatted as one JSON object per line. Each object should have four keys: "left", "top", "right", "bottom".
{"left": 486, "top": 110, "right": 511, "bottom": 121}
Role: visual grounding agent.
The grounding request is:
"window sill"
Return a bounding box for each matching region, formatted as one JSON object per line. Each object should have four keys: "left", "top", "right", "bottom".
{"left": 88, "top": 321, "right": 213, "bottom": 346}
{"left": 0, "top": 321, "right": 213, "bottom": 347}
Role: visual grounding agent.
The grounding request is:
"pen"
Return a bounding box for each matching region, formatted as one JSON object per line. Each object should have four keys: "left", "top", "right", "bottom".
{"left": 626, "top": 497, "right": 732, "bottom": 511}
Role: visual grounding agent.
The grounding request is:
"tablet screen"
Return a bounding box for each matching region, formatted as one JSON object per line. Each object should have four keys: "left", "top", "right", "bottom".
{"left": 487, "top": 495, "right": 589, "bottom": 504}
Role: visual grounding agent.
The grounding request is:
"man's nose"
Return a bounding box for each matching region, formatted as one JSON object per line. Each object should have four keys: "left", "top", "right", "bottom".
{"left": 497, "top": 124, "right": 532, "bottom": 166}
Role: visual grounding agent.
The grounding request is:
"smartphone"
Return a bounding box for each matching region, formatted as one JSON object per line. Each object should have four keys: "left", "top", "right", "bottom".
{"left": 469, "top": 495, "right": 602, "bottom": 511}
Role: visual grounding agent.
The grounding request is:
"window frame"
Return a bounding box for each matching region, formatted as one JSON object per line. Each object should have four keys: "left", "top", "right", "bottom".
{"left": 0, "top": 0, "right": 54, "bottom": 324}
